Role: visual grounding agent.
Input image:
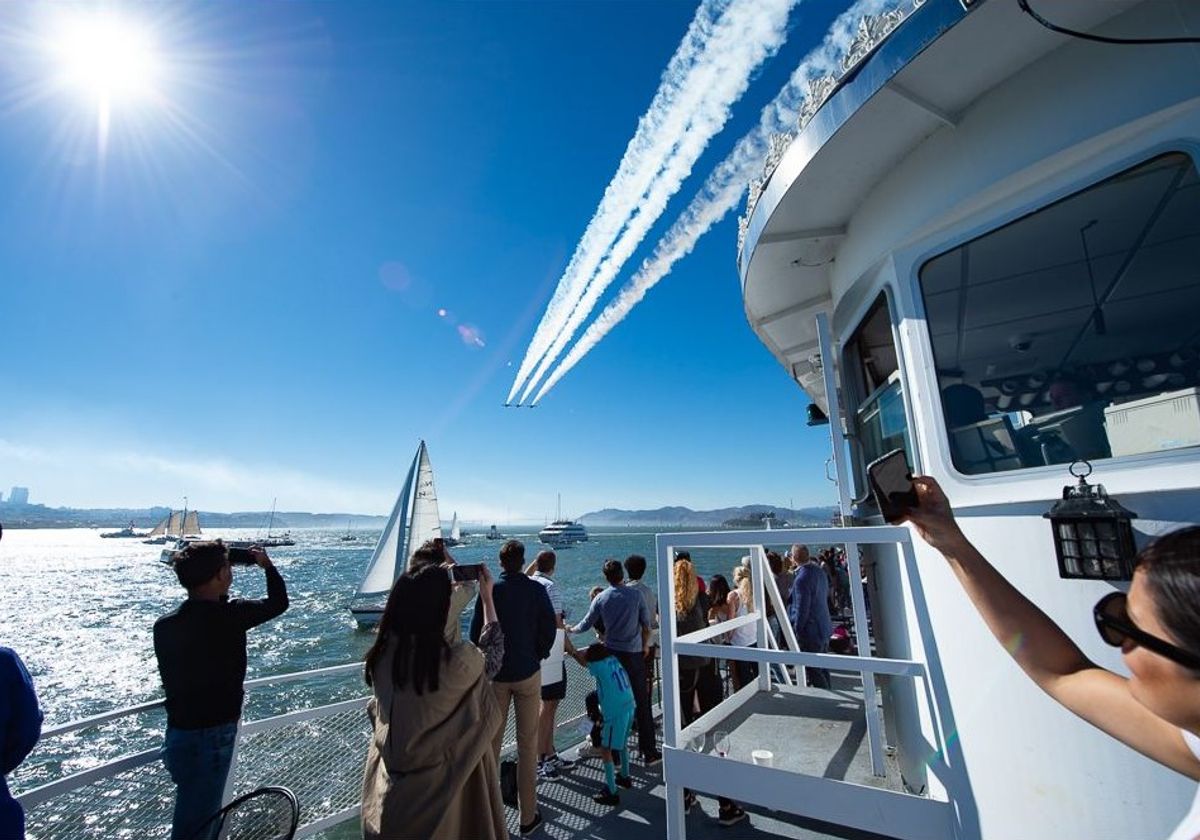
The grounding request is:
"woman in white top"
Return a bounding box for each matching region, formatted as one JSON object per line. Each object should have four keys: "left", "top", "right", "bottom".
{"left": 905, "top": 477, "right": 1200, "bottom": 839}
{"left": 727, "top": 564, "right": 760, "bottom": 689}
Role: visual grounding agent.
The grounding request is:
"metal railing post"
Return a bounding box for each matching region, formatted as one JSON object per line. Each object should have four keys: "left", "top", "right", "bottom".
{"left": 752, "top": 545, "right": 771, "bottom": 692}
{"left": 656, "top": 536, "right": 685, "bottom": 840}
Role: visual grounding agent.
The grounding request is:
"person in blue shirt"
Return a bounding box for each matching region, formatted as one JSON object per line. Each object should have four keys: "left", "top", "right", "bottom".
{"left": 569, "top": 559, "right": 661, "bottom": 765}
{"left": 789, "top": 550, "right": 834, "bottom": 689}
{"left": 1, "top": 646, "right": 42, "bottom": 840}
{"left": 570, "top": 642, "right": 634, "bottom": 805}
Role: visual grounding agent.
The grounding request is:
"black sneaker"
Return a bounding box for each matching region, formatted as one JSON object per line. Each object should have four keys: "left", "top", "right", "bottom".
{"left": 519, "top": 811, "right": 543, "bottom": 835}
{"left": 683, "top": 791, "right": 698, "bottom": 814}
{"left": 642, "top": 750, "right": 662, "bottom": 767}
{"left": 547, "top": 753, "right": 575, "bottom": 771}
{"left": 615, "top": 774, "right": 633, "bottom": 789}
{"left": 592, "top": 789, "right": 620, "bottom": 806}
{"left": 536, "top": 760, "right": 558, "bottom": 781}
{"left": 717, "top": 805, "right": 747, "bottom": 827}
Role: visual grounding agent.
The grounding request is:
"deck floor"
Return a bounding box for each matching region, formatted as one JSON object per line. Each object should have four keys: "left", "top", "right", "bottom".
{"left": 500, "top": 677, "right": 906, "bottom": 840}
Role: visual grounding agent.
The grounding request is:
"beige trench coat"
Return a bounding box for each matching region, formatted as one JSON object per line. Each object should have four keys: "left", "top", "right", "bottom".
{"left": 361, "top": 636, "right": 506, "bottom": 840}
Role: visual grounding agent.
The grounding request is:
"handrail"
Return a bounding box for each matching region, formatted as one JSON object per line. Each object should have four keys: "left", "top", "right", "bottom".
{"left": 40, "top": 661, "right": 363, "bottom": 739}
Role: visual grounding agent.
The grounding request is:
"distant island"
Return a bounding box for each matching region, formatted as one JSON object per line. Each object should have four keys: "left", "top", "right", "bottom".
{"left": 0, "top": 500, "right": 837, "bottom": 530}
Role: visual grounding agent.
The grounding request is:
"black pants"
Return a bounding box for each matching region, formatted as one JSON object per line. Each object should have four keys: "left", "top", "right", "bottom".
{"left": 682, "top": 663, "right": 736, "bottom": 810}
{"left": 611, "top": 648, "right": 657, "bottom": 757}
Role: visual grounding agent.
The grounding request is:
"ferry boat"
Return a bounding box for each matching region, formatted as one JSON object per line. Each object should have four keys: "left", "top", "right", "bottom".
{"left": 538, "top": 518, "right": 589, "bottom": 548}
{"left": 14, "top": 2, "right": 1200, "bottom": 839}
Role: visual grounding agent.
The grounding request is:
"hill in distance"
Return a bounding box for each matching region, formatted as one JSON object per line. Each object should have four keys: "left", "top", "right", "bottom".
{"left": 578, "top": 504, "right": 837, "bottom": 528}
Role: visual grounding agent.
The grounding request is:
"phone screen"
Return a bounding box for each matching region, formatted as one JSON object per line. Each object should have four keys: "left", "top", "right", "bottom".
{"left": 867, "top": 449, "right": 918, "bottom": 524}
{"left": 450, "top": 563, "right": 484, "bottom": 582}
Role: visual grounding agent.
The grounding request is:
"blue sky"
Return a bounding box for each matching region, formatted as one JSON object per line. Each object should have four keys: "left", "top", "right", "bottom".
{"left": 0, "top": 1, "right": 850, "bottom": 523}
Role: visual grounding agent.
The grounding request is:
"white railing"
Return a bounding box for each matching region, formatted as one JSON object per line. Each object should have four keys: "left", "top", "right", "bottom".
{"left": 15, "top": 656, "right": 624, "bottom": 839}
{"left": 655, "top": 525, "right": 968, "bottom": 840}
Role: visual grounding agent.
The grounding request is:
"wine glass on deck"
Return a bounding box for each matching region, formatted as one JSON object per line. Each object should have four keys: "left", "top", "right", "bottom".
{"left": 686, "top": 732, "right": 706, "bottom": 754}
{"left": 714, "top": 730, "right": 730, "bottom": 758}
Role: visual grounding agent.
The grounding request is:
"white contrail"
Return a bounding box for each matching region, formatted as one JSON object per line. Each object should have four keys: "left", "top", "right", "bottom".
{"left": 505, "top": 0, "right": 728, "bottom": 404}
{"left": 515, "top": 0, "right": 797, "bottom": 404}
{"left": 508, "top": 0, "right": 796, "bottom": 404}
{"left": 530, "top": 0, "right": 899, "bottom": 404}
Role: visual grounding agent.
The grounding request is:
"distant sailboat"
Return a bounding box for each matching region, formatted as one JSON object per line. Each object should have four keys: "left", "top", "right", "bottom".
{"left": 443, "top": 512, "right": 462, "bottom": 547}
{"left": 340, "top": 518, "right": 357, "bottom": 542}
{"left": 144, "top": 506, "right": 201, "bottom": 545}
{"left": 349, "top": 441, "right": 444, "bottom": 627}
{"left": 101, "top": 520, "right": 147, "bottom": 539}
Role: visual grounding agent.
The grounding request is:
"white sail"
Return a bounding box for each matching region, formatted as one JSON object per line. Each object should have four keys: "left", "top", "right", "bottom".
{"left": 409, "top": 443, "right": 444, "bottom": 562}
{"left": 182, "top": 511, "right": 201, "bottom": 536}
{"left": 167, "top": 511, "right": 184, "bottom": 537}
{"left": 148, "top": 513, "right": 171, "bottom": 537}
{"left": 354, "top": 441, "right": 444, "bottom": 599}
{"left": 449, "top": 512, "right": 460, "bottom": 542}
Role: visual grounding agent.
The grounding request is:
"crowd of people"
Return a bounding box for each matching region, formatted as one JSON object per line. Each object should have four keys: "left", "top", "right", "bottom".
{"left": 6, "top": 501, "right": 1200, "bottom": 840}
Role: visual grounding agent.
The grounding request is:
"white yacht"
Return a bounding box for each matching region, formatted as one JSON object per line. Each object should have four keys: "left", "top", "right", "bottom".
{"left": 538, "top": 518, "right": 590, "bottom": 548}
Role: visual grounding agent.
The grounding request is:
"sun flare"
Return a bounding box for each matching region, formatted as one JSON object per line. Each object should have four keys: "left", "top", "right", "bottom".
{"left": 51, "top": 12, "right": 162, "bottom": 108}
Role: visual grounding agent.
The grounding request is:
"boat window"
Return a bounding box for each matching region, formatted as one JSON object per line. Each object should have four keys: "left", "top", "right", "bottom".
{"left": 920, "top": 153, "right": 1200, "bottom": 475}
{"left": 847, "top": 294, "right": 912, "bottom": 488}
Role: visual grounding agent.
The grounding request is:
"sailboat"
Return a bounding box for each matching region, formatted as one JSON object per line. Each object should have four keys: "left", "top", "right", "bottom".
{"left": 250, "top": 499, "right": 295, "bottom": 548}
{"left": 349, "top": 441, "right": 444, "bottom": 627}
{"left": 443, "top": 511, "right": 462, "bottom": 547}
{"left": 340, "top": 518, "right": 357, "bottom": 542}
{"left": 143, "top": 506, "right": 201, "bottom": 546}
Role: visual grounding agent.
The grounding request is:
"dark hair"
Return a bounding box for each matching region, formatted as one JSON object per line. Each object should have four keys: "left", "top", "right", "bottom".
{"left": 364, "top": 564, "right": 452, "bottom": 694}
{"left": 1137, "top": 526, "right": 1200, "bottom": 652}
{"left": 409, "top": 541, "right": 444, "bottom": 570}
{"left": 499, "top": 540, "right": 525, "bottom": 572}
{"left": 624, "top": 554, "right": 647, "bottom": 580}
{"left": 674, "top": 550, "right": 691, "bottom": 562}
{"left": 173, "top": 540, "right": 228, "bottom": 590}
{"left": 766, "top": 551, "right": 783, "bottom": 575}
{"left": 602, "top": 559, "right": 624, "bottom": 585}
{"left": 535, "top": 550, "right": 556, "bottom": 574}
{"left": 584, "top": 642, "right": 611, "bottom": 663}
{"left": 708, "top": 574, "right": 731, "bottom": 607}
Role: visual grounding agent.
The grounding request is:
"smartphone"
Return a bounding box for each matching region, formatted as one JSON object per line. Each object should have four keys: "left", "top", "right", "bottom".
{"left": 867, "top": 449, "right": 918, "bottom": 524}
{"left": 449, "top": 563, "right": 484, "bottom": 582}
{"left": 227, "top": 546, "right": 257, "bottom": 566}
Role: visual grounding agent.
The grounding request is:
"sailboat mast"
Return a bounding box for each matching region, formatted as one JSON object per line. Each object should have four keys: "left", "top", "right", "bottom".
{"left": 267, "top": 498, "right": 277, "bottom": 538}
{"left": 180, "top": 496, "right": 188, "bottom": 537}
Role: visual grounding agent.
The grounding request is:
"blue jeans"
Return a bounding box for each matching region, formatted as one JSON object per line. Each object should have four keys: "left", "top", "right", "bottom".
{"left": 162, "top": 723, "right": 237, "bottom": 840}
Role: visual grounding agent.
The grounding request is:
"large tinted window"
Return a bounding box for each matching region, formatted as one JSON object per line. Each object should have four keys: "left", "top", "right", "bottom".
{"left": 920, "top": 153, "right": 1200, "bottom": 475}
{"left": 849, "top": 294, "right": 911, "bottom": 471}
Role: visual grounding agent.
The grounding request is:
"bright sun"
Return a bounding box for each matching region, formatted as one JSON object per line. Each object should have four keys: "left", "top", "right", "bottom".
{"left": 52, "top": 12, "right": 162, "bottom": 108}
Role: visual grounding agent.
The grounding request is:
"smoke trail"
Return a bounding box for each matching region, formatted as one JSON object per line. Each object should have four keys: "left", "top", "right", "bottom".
{"left": 515, "top": 0, "right": 797, "bottom": 404}
{"left": 507, "top": 0, "right": 796, "bottom": 404}
{"left": 504, "top": 0, "right": 728, "bottom": 404}
{"left": 530, "top": 0, "right": 900, "bottom": 404}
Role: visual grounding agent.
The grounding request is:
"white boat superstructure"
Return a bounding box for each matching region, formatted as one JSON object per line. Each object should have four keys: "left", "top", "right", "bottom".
{"left": 349, "top": 440, "right": 444, "bottom": 626}
{"left": 727, "top": 0, "right": 1200, "bottom": 837}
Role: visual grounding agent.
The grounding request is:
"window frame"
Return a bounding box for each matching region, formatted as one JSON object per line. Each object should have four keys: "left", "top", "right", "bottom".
{"left": 905, "top": 144, "right": 1200, "bottom": 483}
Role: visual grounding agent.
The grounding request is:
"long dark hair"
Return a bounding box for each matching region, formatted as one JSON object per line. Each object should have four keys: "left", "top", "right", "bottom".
{"left": 1137, "top": 526, "right": 1200, "bottom": 652}
{"left": 364, "top": 563, "right": 452, "bottom": 694}
{"left": 708, "top": 574, "right": 731, "bottom": 608}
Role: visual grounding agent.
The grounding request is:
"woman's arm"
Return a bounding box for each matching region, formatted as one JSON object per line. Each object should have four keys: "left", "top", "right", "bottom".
{"left": 906, "top": 476, "right": 1200, "bottom": 778}
{"left": 474, "top": 566, "right": 505, "bottom": 679}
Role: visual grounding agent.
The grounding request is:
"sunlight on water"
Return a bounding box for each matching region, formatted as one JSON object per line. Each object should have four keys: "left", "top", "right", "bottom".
{"left": 2, "top": 525, "right": 771, "bottom": 806}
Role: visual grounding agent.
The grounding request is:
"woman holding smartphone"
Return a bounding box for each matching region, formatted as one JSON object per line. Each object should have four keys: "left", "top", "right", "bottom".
{"left": 361, "top": 546, "right": 507, "bottom": 840}
{"left": 903, "top": 476, "right": 1200, "bottom": 839}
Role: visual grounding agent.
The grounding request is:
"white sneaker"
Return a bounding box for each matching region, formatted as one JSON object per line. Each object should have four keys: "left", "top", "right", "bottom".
{"left": 577, "top": 744, "right": 604, "bottom": 760}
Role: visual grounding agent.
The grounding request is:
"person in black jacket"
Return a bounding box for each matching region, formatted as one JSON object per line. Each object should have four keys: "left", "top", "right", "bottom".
{"left": 154, "top": 541, "right": 289, "bottom": 840}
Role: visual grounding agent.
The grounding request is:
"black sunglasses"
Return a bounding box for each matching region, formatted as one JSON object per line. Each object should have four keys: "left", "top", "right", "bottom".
{"left": 1093, "top": 592, "right": 1200, "bottom": 671}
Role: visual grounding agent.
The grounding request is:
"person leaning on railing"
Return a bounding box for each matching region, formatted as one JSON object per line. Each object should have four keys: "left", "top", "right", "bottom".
{"left": 361, "top": 551, "right": 507, "bottom": 840}
{"left": 153, "top": 541, "right": 289, "bottom": 840}
{"left": 903, "top": 476, "right": 1200, "bottom": 840}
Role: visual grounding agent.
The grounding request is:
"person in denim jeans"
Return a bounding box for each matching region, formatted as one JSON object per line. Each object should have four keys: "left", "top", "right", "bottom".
{"left": 154, "top": 541, "right": 289, "bottom": 840}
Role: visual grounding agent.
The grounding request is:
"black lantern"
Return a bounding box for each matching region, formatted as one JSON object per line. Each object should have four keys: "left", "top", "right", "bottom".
{"left": 1044, "top": 461, "right": 1138, "bottom": 581}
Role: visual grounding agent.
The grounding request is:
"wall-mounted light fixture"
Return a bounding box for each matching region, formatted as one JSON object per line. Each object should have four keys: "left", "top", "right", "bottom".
{"left": 1044, "top": 460, "right": 1138, "bottom": 580}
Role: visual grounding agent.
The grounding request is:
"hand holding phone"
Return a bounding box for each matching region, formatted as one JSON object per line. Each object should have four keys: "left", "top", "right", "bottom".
{"left": 867, "top": 449, "right": 919, "bottom": 524}
{"left": 449, "top": 563, "right": 485, "bottom": 582}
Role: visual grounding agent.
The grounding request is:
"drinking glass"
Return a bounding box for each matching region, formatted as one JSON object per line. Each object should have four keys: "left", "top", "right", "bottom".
{"left": 686, "top": 732, "right": 706, "bottom": 753}
{"left": 714, "top": 730, "right": 730, "bottom": 758}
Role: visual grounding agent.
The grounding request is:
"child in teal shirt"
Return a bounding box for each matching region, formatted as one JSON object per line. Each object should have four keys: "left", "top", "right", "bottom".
{"left": 572, "top": 642, "right": 635, "bottom": 805}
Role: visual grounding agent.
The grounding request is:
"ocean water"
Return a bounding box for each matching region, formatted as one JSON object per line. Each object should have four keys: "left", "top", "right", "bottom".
{"left": 1, "top": 525, "right": 796, "bottom": 821}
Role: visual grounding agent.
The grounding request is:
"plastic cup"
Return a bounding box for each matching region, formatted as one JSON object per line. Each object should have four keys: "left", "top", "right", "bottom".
{"left": 751, "top": 749, "right": 774, "bottom": 767}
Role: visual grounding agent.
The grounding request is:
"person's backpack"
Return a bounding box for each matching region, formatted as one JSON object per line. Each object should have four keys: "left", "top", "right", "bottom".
{"left": 500, "top": 759, "right": 518, "bottom": 807}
